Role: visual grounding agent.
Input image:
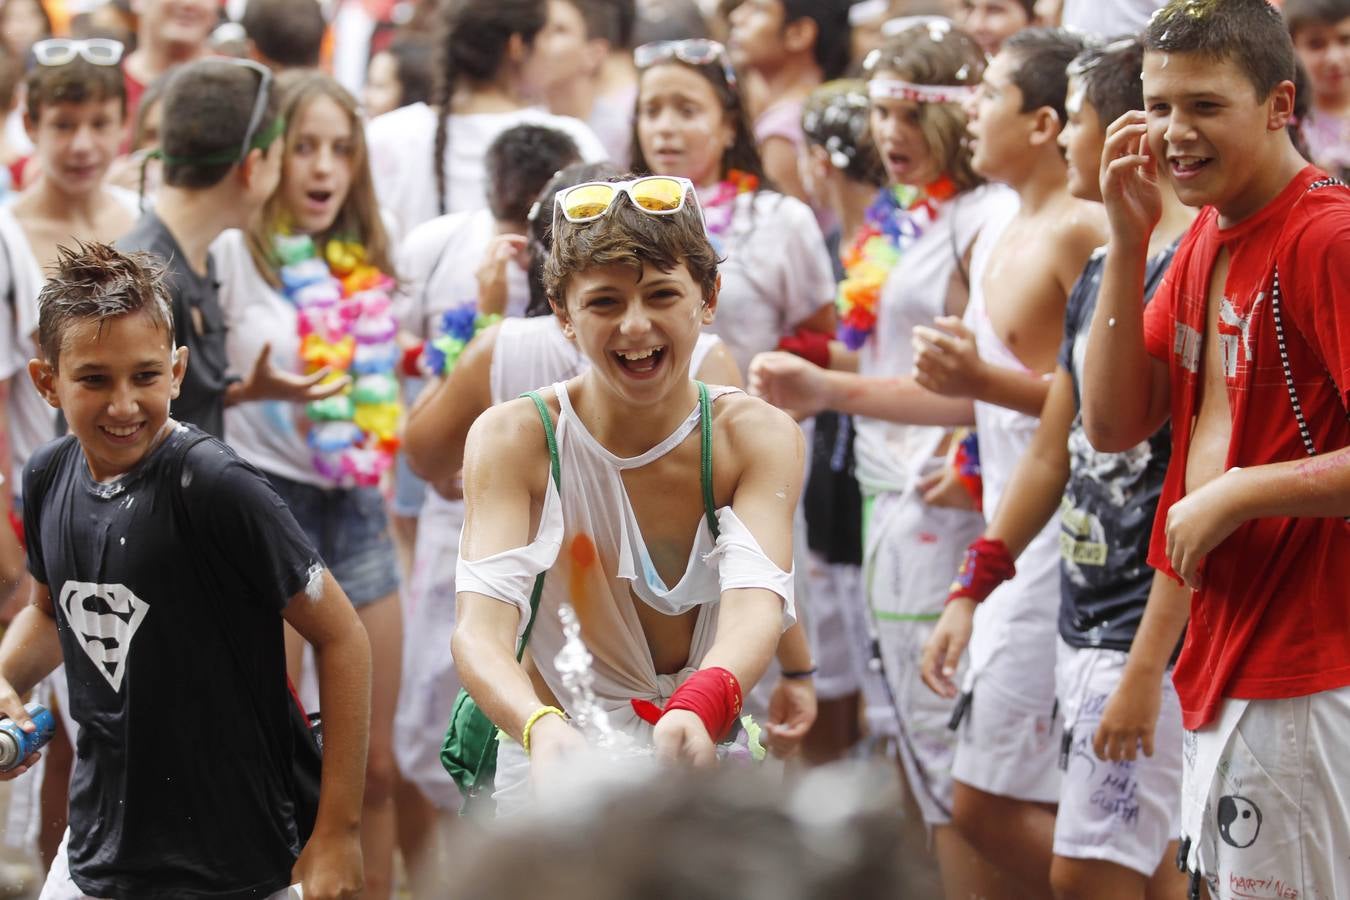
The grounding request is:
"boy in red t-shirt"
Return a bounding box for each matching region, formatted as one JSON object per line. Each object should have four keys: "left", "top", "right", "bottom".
{"left": 1081, "top": 0, "right": 1350, "bottom": 892}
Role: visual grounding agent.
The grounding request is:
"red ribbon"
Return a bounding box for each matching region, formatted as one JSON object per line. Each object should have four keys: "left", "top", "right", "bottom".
{"left": 946, "top": 536, "right": 1016, "bottom": 605}
{"left": 630, "top": 666, "right": 744, "bottom": 742}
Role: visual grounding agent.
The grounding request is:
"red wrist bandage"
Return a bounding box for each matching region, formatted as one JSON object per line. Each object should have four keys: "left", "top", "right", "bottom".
{"left": 400, "top": 342, "right": 425, "bottom": 378}
{"left": 630, "top": 666, "right": 744, "bottom": 742}
{"left": 777, "top": 328, "right": 831, "bottom": 369}
{"left": 947, "top": 537, "right": 1016, "bottom": 605}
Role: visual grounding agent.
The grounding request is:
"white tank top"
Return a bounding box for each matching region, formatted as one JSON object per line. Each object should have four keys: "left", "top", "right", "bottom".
{"left": 489, "top": 316, "right": 723, "bottom": 406}
{"left": 853, "top": 184, "right": 1018, "bottom": 495}
{"left": 457, "top": 381, "right": 795, "bottom": 738}
{"left": 962, "top": 201, "right": 1063, "bottom": 686}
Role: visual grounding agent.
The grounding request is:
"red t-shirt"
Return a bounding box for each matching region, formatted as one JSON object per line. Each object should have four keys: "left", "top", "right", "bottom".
{"left": 1144, "top": 165, "right": 1350, "bottom": 730}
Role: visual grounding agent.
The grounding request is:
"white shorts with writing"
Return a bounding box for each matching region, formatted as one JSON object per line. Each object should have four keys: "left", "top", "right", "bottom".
{"left": 1053, "top": 641, "right": 1182, "bottom": 876}
{"left": 1182, "top": 686, "right": 1350, "bottom": 900}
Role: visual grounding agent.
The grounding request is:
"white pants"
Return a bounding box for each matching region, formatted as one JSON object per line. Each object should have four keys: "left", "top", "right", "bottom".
{"left": 1183, "top": 686, "right": 1350, "bottom": 899}
{"left": 40, "top": 829, "right": 296, "bottom": 900}
{"left": 1053, "top": 641, "right": 1182, "bottom": 876}
{"left": 392, "top": 495, "right": 466, "bottom": 812}
{"left": 865, "top": 484, "right": 984, "bottom": 825}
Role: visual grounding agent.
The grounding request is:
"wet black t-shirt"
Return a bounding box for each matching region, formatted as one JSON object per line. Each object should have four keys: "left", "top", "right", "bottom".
{"left": 1057, "top": 244, "right": 1177, "bottom": 651}
{"left": 24, "top": 424, "right": 321, "bottom": 899}
{"left": 117, "top": 213, "right": 231, "bottom": 438}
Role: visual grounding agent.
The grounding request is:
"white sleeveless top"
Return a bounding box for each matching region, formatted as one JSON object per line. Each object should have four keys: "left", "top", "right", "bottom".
{"left": 489, "top": 316, "right": 722, "bottom": 405}
{"left": 962, "top": 201, "right": 1063, "bottom": 688}
{"left": 853, "top": 183, "right": 1017, "bottom": 495}
{"left": 456, "top": 381, "right": 795, "bottom": 738}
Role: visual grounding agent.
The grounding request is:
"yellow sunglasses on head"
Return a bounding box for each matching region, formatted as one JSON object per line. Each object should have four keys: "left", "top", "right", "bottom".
{"left": 553, "top": 176, "right": 701, "bottom": 224}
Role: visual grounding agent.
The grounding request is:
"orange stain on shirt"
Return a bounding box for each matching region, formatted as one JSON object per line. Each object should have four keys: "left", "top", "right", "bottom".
{"left": 568, "top": 534, "right": 598, "bottom": 633}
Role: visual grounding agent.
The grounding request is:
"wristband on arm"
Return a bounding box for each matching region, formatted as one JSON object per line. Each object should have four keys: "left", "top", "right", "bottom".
{"left": 630, "top": 666, "right": 744, "bottom": 742}
{"left": 776, "top": 328, "right": 832, "bottom": 369}
{"left": 946, "top": 536, "right": 1016, "bottom": 605}
{"left": 400, "top": 341, "right": 425, "bottom": 378}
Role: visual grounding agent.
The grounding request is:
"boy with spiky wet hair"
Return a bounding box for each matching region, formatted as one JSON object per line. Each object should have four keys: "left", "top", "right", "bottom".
{"left": 1081, "top": 0, "right": 1350, "bottom": 892}
{"left": 0, "top": 243, "right": 372, "bottom": 899}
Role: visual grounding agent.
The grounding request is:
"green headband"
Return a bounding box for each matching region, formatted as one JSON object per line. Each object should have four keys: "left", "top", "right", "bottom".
{"left": 155, "top": 116, "right": 286, "bottom": 168}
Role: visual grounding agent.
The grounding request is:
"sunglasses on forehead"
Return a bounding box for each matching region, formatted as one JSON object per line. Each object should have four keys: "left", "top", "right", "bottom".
{"left": 553, "top": 176, "right": 701, "bottom": 225}
{"left": 634, "top": 39, "right": 738, "bottom": 89}
{"left": 32, "top": 38, "right": 124, "bottom": 67}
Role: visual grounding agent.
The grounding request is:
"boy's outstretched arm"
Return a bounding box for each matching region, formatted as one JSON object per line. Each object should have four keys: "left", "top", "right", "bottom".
{"left": 1094, "top": 570, "right": 1189, "bottom": 762}
{"left": 1082, "top": 112, "right": 1171, "bottom": 452}
{"left": 283, "top": 570, "right": 371, "bottom": 900}
{"left": 920, "top": 369, "right": 1076, "bottom": 697}
{"left": 0, "top": 583, "right": 64, "bottom": 778}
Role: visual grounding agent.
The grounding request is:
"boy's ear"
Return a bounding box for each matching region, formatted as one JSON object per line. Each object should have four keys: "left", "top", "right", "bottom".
{"left": 170, "top": 345, "right": 188, "bottom": 400}
{"left": 550, "top": 295, "right": 575, "bottom": 339}
{"left": 1266, "top": 79, "right": 1297, "bottom": 132}
{"left": 1029, "top": 106, "right": 1062, "bottom": 147}
{"left": 22, "top": 110, "right": 36, "bottom": 143}
{"left": 701, "top": 273, "right": 721, "bottom": 325}
{"left": 506, "top": 32, "right": 528, "bottom": 68}
{"left": 583, "top": 37, "right": 609, "bottom": 76}
{"left": 28, "top": 358, "right": 60, "bottom": 409}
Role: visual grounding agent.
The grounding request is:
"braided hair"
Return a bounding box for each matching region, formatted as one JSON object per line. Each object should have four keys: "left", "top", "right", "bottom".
{"left": 430, "top": 0, "right": 547, "bottom": 215}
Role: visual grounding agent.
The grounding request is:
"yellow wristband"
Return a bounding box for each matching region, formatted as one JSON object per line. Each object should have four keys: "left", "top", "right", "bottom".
{"left": 521, "top": 706, "right": 566, "bottom": 756}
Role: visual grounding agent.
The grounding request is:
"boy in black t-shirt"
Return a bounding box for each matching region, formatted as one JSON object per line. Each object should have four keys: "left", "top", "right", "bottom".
{"left": 118, "top": 58, "right": 344, "bottom": 438}
{"left": 0, "top": 244, "right": 370, "bottom": 899}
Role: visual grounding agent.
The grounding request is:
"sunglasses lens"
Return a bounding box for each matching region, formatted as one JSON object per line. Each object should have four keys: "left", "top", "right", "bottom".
{"left": 630, "top": 178, "right": 685, "bottom": 212}
{"left": 85, "top": 40, "right": 123, "bottom": 64}
{"left": 562, "top": 183, "right": 618, "bottom": 220}
{"left": 33, "top": 42, "right": 73, "bottom": 66}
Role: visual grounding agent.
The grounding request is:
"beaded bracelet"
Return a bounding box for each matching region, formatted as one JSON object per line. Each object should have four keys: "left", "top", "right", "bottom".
{"left": 521, "top": 705, "right": 566, "bottom": 756}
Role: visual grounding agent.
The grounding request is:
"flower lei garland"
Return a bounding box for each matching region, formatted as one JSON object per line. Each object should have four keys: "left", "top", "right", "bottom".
{"left": 275, "top": 234, "right": 403, "bottom": 487}
{"left": 700, "top": 168, "right": 759, "bottom": 255}
{"left": 422, "top": 303, "right": 501, "bottom": 377}
{"left": 836, "top": 175, "right": 958, "bottom": 350}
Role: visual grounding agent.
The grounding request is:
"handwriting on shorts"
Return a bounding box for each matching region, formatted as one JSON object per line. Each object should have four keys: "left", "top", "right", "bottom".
{"left": 1229, "top": 872, "right": 1298, "bottom": 899}
{"left": 1089, "top": 767, "right": 1140, "bottom": 827}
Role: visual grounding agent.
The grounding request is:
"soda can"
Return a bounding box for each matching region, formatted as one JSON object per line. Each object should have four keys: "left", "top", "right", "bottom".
{"left": 0, "top": 703, "right": 56, "bottom": 771}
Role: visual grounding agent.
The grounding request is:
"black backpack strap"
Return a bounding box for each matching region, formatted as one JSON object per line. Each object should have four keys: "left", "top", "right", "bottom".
{"left": 515, "top": 390, "right": 562, "bottom": 658}
{"left": 696, "top": 381, "right": 720, "bottom": 540}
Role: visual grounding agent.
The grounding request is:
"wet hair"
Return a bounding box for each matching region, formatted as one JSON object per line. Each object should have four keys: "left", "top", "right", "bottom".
{"left": 159, "top": 58, "right": 281, "bottom": 188}
{"left": 544, "top": 177, "right": 720, "bottom": 308}
{"left": 455, "top": 763, "right": 909, "bottom": 900}
{"left": 526, "top": 160, "right": 623, "bottom": 315}
{"left": 382, "top": 34, "right": 435, "bottom": 108}
{"left": 801, "top": 79, "right": 885, "bottom": 186}
{"left": 246, "top": 70, "right": 397, "bottom": 287}
{"left": 864, "top": 21, "right": 986, "bottom": 192}
{"left": 1002, "top": 28, "right": 1086, "bottom": 126}
{"left": 37, "top": 241, "right": 175, "bottom": 366}
{"left": 486, "top": 124, "right": 581, "bottom": 225}
{"left": 1144, "top": 0, "right": 1297, "bottom": 102}
{"left": 631, "top": 0, "right": 711, "bottom": 44}
{"left": 1283, "top": 0, "right": 1350, "bottom": 37}
{"left": 782, "top": 0, "right": 852, "bottom": 81}
{"left": 1067, "top": 36, "right": 1144, "bottom": 134}
{"left": 629, "top": 49, "right": 768, "bottom": 186}
{"left": 25, "top": 53, "right": 127, "bottom": 123}
{"left": 431, "top": 0, "right": 548, "bottom": 215}
{"left": 242, "top": 0, "right": 327, "bottom": 69}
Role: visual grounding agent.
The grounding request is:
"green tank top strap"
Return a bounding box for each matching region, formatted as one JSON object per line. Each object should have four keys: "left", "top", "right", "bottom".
{"left": 696, "top": 381, "right": 720, "bottom": 540}
{"left": 515, "top": 390, "right": 562, "bottom": 657}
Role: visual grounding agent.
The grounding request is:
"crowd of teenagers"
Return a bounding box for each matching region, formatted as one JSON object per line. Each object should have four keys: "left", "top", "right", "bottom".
{"left": 0, "top": 0, "right": 1339, "bottom": 897}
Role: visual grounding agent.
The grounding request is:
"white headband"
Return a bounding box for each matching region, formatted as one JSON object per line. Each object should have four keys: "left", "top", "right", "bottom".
{"left": 868, "top": 77, "right": 974, "bottom": 105}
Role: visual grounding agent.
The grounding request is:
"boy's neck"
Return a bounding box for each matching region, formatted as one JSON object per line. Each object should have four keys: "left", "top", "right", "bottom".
{"left": 153, "top": 185, "right": 242, "bottom": 275}
{"left": 23, "top": 178, "right": 109, "bottom": 223}
{"left": 1005, "top": 149, "right": 1069, "bottom": 216}
{"left": 574, "top": 372, "right": 702, "bottom": 458}
{"left": 1151, "top": 184, "right": 1195, "bottom": 255}
{"left": 597, "top": 54, "right": 636, "bottom": 97}
{"left": 544, "top": 74, "right": 598, "bottom": 122}
{"left": 1214, "top": 140, "right": 1309, "bottom": 229}
{"left": 754, "top": 55, "right": 821, "bottom": 108}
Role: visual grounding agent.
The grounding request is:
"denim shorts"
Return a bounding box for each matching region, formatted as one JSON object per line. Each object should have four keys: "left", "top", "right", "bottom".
{"left": 266, "top": 473, "right": 400, "bottom": 607}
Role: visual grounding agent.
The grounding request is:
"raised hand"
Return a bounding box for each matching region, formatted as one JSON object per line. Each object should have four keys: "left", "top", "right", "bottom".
{"left": 912, "top": 316, "right": 986, "bottom": 399}
{"left": 747, "top": 351, "right": 831, "bottom": 419}
{"left": 1100, "top": 110, "right": 1163, "bottom": 249}
{"left": 475, "top": 233, "right": 530, "bottom": 316}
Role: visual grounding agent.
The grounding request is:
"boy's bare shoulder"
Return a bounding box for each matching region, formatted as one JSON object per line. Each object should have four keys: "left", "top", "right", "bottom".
{"left": 1051, "top": 196, "right": 1109, "bottom": 250}
{"left": 712, "top": 390, "right": 804, "bottom": 459}
{"left": 464, "top": 396, "right": 554, "bottom": 471}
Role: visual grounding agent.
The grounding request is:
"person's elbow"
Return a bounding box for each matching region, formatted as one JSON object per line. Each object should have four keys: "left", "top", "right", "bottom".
{"left": 1081, "top": 402, "right": 1154, "bottom": 453}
